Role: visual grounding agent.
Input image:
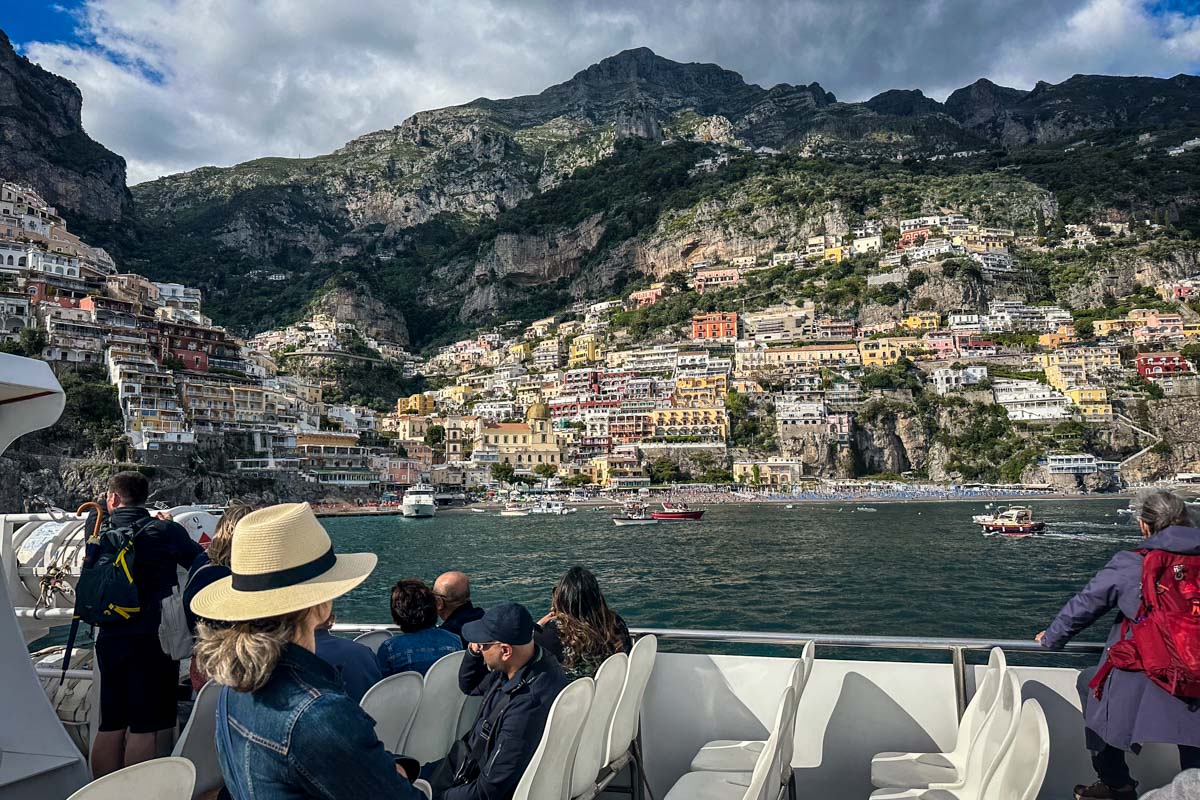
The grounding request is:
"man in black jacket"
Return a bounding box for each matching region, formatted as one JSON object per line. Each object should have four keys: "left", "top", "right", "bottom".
{"left": 437, "top": 602, "right": 568, "bottom": 800}
{"left": 434, "top": 570, "right": 485, "bottom": 644}
{"left": 87, "top": 471, "right": 203, "bottom": 777}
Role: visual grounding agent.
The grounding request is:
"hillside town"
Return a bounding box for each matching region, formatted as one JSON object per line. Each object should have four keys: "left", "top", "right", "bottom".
{"left": 4, "top": 179, "right": 1196, "bottom": 497}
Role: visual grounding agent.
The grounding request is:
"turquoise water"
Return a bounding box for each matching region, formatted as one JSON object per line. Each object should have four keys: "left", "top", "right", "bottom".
{"left": 324, "top": 499, "right": 1137, "bottom": 659}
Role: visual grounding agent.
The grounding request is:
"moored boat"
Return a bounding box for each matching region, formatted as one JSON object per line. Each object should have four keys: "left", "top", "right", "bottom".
{"left": 499, "top": 502, "right": 531, "bottom": 517}
{"left": 651, "top": 500, "right": 704, "bottom": 520}
{"left": 613, "top": 502, "right": 658, "bottom": 526}
{"left": 976, "top": 505, "right": 1046, "bottom": 537}
{"left": 400, "top": 484, "right": 437, "bottom": 518}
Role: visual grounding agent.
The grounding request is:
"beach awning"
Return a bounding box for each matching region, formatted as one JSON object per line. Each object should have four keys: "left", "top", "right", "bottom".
{"left": 0, "top": 354, "right": 65, "bottom": 456}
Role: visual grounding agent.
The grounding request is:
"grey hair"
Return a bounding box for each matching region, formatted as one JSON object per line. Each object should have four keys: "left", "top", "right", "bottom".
{"left": 1133, "top": 489, "right": 1192, "bottom": 534}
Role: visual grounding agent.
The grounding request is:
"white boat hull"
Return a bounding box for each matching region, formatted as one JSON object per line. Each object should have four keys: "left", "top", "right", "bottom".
{"left": 613, "top": 517, "right": 658, "bottom": 526}
{"left": 401, "top": 501, "right": 436, "bottom": 518}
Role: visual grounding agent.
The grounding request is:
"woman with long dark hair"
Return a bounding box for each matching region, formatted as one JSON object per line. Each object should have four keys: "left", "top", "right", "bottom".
{"left": 535, "top": 566, "right": 632, "bottom": 679}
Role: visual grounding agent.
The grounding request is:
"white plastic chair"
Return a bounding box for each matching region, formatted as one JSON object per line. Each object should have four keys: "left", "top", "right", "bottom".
{"left": 512, "top": 677, "right": 595, "bottom": 800}
{"left": 689, "top": 639, "right": 814, "bottom": 791}
{"left": 402, "top": 650, "right": 469, "bottom": 763}
{"left": 354, "top": 630, "right": 394, "bottom": 654}
{"left": 67, "top": 757, "right": 195, "bottom": 800}
{"left": 457, "top": 694, "right": 483, "bottom": 738}
{"left": 569, "top": 651, "right": 630, "bottom": 800}
{"left": 870, "top": 647, "right": 1007, "bottom": 790}
{"left": 598, "top": 634, "right": 657, "bottom": 795}
{"left": 663, "top": 685, "right": 793, "bottom": 800}
{"left": 171, "top": 681, "right": 222, "bottom": 799}
{"left": 982, "top": 700, "right": 1049, "bottom": 800}
{"left": 870, "top": 671, "right": 1022, "bottom": 800}
{"left": 360, "top": 671, "right": 424, "bottom": 752}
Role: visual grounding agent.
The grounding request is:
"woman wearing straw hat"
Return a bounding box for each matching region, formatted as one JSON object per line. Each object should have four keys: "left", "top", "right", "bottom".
{"left": 192, "top": 502, "right": 425, "bottom": 800}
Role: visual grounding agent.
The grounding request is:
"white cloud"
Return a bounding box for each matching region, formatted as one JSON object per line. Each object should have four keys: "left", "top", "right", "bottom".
{"left": 16, "top": 0, "right": 1200, "bottom": 184}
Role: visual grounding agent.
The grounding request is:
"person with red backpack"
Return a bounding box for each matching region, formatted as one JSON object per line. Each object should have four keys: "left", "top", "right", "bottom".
{"left": 1036, "top": 489, "right": 1200, "bottom": 800}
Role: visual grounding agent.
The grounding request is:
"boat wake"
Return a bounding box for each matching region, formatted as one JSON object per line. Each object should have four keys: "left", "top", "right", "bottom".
{"left": 1038, "top": 531, "right": 1142, "bottom": 543}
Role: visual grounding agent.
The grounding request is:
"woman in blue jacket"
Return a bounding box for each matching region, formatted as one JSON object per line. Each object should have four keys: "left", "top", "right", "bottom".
{"left": 1037, "top": 489, "right": 1200, "bottom": 800}
{"left": 192, "top": 502, "right": 424, "bottom": 800}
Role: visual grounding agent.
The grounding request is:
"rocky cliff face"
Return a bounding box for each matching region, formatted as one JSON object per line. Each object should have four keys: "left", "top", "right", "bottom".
{"left": 308, "top": 277, "right": 410, "bottom": 346}
{"left": 1058, "top": 242, "right": 1200, "bottom": 309}
{"left": 0, "top": 31, "right": 130, "bottom": 221}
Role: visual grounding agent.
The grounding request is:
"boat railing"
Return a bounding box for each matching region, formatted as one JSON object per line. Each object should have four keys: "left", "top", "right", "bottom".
{"left": 328, "top": 623, "right": 1106, "bottom": 715}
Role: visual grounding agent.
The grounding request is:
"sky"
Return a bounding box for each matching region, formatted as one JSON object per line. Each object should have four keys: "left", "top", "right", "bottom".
{"left": 7, "top": 0, "right": 1200, "bottom": 185}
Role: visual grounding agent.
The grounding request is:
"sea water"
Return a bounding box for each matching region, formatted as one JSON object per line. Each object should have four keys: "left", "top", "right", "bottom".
{"left": 326, "top": 498, "right": 1136, "bottom": 661}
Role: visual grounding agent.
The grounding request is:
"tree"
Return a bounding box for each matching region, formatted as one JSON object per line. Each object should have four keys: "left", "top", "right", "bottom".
{"left": 18, "top": 328, "right": 46, "bottom": 357}
{"left": 648, "top": 457, "right": 682, "bottom": 485}
{"left": 424, "top": 424, "right": 446, "bottom": 451}
{"left": 563, "top": 474, "right": 591, "bottom": 488}
{"left": 490, "top": 461, "right": 516, "bottom": 487}
{"left": 533, "top": 462, "right": 557, "bottom": 486}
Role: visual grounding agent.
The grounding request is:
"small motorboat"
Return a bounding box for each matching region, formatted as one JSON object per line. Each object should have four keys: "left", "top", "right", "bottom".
{"left": 530, "top": 500, "right": 576, "bottom": 515}
{"left": 651, "top": 501, "right": 704, "bottom": 521}
{"left": 785, "top": 504, "right": 794, "bottom": 509}
{"left": 977, "top": 506, "right": 1045, "bottom": 537}
{"left": 470, "top": 508, "right": 488, "bottom": 514}
{"left": 612, "top": 502, "right": 658, "bottom": 526}
{"left": 499, "top": 503, "right": 530, "bottom": 517}
{"left": 855, "top": 507, "right": 877, "bottom": 513}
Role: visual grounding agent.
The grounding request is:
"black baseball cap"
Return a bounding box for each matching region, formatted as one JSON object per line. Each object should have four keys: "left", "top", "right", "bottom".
{"left": 461, "top": 601, "right": 534, "bottom": 645}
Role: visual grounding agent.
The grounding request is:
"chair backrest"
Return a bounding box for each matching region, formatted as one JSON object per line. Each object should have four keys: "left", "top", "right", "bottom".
{"left": 354, "top": 630, "right": 394, "bottom": 654}
{"left": 748, "top": 686, "right": 794, "bottom": 800}
{"left": 513, "top": 678, "right": 594, "bottom": 800}
{"left": 360, "top": 671, "right": 424, "bottom": 752}
{"left": 777, "top": 645, "right": 813, "bottom": 790}
{"left": 457, "top": 694, "right": 483, "bottom": 739}
{"left": 948, "top": 671, "right": 1022, "bottom": 794}
{"left": 950, "top": 646, "right": 1007, "bottom": 767}
{"left": 67, "top": 757, "right": 196, "bottom": 800}
{"left": 603, "top": 634, "right": 657, "bottom": 766}
{"left": 985, "top": 699, "right": 1050, "bottom": 800}
{"left": 171, "top": 681, "right": 222, "bottom": 799}
{"left": 569, "top": 652, "right": 629, "bottom": 798}
{"left": 403, "top": 650, "right": 469, "bottom": 763}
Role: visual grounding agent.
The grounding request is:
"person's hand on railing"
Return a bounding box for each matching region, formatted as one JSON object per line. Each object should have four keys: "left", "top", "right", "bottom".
{"left": 1034, "top": 630, "right": 1046, "bottom": 644}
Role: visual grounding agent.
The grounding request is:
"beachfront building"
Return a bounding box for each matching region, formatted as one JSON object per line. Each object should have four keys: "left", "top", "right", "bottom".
{"left": 1045, "top": 453, "right": 1121, "bottom": 475}
{"left": 733, "top": 457, "right": 806, "bottom": 487}
{"left": 296, "top": 431, "right": 376, "bottom": 487}
{"left": 589, "top": 445, "right": 649, "bottom": 488}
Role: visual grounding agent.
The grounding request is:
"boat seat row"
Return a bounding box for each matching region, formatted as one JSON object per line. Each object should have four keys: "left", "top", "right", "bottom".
{"left": 869, "top": 647, "right": 1050, "bottom": 800}
{"left": 663, "top": 640, "right": 816, "bottom": 800}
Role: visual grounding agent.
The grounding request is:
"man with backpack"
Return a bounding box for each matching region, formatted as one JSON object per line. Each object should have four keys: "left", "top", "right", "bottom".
{"left": 1037, "top": 489, "right": 1200, "bottom": 800}
{"left": 84, "top": 471, "right": 203, "bottom": 777}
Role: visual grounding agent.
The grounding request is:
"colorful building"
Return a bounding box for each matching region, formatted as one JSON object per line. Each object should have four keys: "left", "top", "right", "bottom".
{"left": 691, "top": 312, "right": 739, "bottom": 343}
{"left": 1135, "top": 352, "right": 1193, "bottom": 379}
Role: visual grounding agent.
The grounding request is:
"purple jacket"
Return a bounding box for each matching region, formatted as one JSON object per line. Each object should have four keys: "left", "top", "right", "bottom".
{"left": 1041, "top": 526, "right": 1200, "bottom": 750}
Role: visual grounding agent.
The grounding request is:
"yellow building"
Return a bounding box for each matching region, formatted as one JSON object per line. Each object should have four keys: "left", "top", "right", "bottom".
{"left": 568, "top": 333, "right": 603, "bottom": 368}
{"left": 480, "top": 403, "right": 562, "bottom": 468}
{"left": 732, "top": 458, "right": 806, "bottom": 487}
{"left": 506, "top": 342, "right": 531, "bottom": 363}
{"left": 674, "top": 374, "right": 729, "bottom": 407}
{"left": 1093, "top": 318, "right": 1134, "bottom": 337}
{"left": 397, "top": 393, "right": 435, "bottom": 415}
{"left": 1184, "top": 322, "right": 1200, "bottom": 340}
{"left": 588, "top": 451, "right": 648, "bottom": 488}
{"left": 1065, "top": 386, "right": 1113, "bottom": 422}
{"left": 1036, "top": 347, "right": 1121, "bottom": 391}
{"left": 1038, "top": 326, "right": 1079, "bottom": 350}
{"left": 646, "top": 407, "right": 729, "bottom": 440}
{"left": 901, "top": 312, "right": 940, "bottom": 332}
{"left": 734, "top": 343, "right": 861, "bottom": 375}
{"left": 859, "top": 337, "right": 921, "bottom": 368}
{"left": 823, "top": 245, "right": 845, "bottom": 263}
{"left": 441, "top": 384, "right": 475, "bottom": 407}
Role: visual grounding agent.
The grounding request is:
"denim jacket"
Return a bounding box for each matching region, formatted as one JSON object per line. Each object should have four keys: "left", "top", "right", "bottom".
{"left": 216, "top": 643, "right": 423, "bottom": 800}
{"left": 377, "top": 627, "right": 463, "bottom": 677}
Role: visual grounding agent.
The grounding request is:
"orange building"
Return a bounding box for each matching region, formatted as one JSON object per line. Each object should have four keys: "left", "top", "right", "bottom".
{"left": 691, "top": 312, "right": 739, "bottom": 342}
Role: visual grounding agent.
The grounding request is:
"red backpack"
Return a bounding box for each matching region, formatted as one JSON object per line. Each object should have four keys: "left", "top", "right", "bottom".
{"left": 1091, "top": 549, "right": 1200, "bottom": 700}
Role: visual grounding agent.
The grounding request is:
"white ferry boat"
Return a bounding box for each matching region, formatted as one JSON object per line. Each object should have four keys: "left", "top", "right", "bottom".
{"left": 529, "top": 500, "right": 576, "bottom": 515}
{"left": 400, "top": 484, "right": 438, "bottom": 518}
{"left": 0, "top": 354, "right": 1186, "bottom": 798}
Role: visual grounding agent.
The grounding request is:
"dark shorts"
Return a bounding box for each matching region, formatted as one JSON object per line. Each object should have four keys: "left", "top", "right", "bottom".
{"left": 95, "top": 634, "right": 179, "bottom": 733}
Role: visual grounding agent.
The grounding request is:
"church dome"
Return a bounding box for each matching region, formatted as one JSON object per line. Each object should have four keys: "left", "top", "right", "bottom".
{"left": 526, "top": 402, "right": 550, "bottom": 421}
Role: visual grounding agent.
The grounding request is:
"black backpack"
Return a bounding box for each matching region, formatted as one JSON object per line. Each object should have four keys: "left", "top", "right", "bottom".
{"left": 60, "top": 515, "right": 151, "bottom": 681}
{"left": 74, "top": 519, "right": 150, "bottom": 626}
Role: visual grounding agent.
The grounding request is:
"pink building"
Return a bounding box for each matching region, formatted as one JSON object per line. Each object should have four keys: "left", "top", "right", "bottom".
{"left": 923, "top": 331, "right": 957, "bottom": 359}
{"left": 691, "top": 268, "right": 742, "bottom": 294}
{"left": 627, "top": 285, "right": 665, "bottom": 308}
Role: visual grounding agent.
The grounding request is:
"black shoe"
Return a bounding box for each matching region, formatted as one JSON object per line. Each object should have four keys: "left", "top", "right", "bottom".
{"left": 1074, "top": 780, "right": 1138, "bottom": 800}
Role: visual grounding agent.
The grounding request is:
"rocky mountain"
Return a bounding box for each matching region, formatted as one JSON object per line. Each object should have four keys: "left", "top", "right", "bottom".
{"left": 0, "top": 31, "right": 130, "bottom": 221}
{"left": 24, "top": 45, "right": 1194, "bottom": 345}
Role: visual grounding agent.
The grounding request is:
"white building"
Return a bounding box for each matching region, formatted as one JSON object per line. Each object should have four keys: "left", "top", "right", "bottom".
{"left": 992, "top": 379, "right": 1071, "bottom": 421}
{"left": 932, "top": 366, "right": 989, "bottom": 396}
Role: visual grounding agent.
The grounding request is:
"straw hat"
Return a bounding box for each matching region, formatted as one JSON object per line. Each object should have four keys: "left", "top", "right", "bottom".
{"left": 191, "top": 502, "right": 376, "bottom": 622}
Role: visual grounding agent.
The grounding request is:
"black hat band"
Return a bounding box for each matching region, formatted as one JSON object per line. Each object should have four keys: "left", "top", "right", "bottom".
{"left": 231, "top": 546, "right": 336, "bottom": 591}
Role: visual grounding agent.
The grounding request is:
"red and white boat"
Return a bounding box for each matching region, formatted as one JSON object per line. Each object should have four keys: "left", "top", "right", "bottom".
{"left": 976, "top": 506, "right": 1045, "bottom": 537}
{"left": 651, "top": 501, "right": 705, "bottom": 521}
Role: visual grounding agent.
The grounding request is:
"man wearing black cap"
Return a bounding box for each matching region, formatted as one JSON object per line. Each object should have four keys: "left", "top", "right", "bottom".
{"left": 431, "top": 602, "right": 568, "bottom": 800}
